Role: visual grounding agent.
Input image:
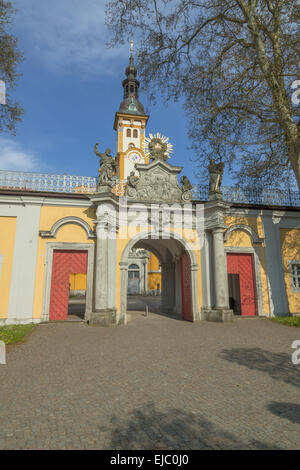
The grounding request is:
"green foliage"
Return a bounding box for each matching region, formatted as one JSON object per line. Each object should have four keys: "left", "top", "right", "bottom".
{"left": 0, "top": 0, "right": 23, "bottom": 134}
{"left": 270, "top": 316, "right": 300, "bottom": 327}
{"left": 0, "top": 323, "right": 36, "bottom": 344}
{"left": 106, "top": 0, "right": 300, "bottom": 189}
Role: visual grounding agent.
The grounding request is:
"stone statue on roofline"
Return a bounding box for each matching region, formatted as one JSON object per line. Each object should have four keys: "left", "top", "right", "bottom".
{"left": 208, "top": 158, "right": 225, "bottom": 200}
{"left": 180, "top": 175, "right": 193, "bottom": 202}
{"left": 94, "top": 143, "right": 118, "bottom": 189}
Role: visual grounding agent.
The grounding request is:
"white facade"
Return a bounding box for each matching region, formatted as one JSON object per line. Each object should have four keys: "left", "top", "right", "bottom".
{"left": 0, "top": 196, "right": 42, "bottom": 325}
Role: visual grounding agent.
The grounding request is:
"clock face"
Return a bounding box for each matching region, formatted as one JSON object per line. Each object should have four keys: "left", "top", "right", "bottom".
{"left": 128, "top": 151, "right": 142, "bottom": 164}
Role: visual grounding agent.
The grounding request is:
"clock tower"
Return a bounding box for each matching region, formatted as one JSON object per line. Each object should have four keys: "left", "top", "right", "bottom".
{"left": 113, "top": 51, "right": 149, "bottom": 181}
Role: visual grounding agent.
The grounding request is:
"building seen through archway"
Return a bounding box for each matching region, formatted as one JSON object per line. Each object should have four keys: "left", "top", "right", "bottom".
{"left": 127, "top": 248, "right": 162, "bottom": 314}
{"left": 123, "top": 235, "right": 197, "bottom": 322}
{"left": 127, "top": 249, "right": 161, "bottom": 295}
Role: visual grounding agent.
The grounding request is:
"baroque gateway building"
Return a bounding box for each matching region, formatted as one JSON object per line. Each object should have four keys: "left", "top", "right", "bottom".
{"left": 0, "top": 54, "right": 300, "bottom": 326}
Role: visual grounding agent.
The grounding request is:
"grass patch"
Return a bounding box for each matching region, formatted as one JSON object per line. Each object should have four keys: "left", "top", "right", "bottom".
{"left": 270, "top": 316, "right": 300, "bottom": 327}
{"left": 0, "top": 324, "right": 36, "bottom": 345}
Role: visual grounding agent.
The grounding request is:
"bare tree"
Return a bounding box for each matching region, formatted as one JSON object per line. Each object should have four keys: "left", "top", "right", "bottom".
{"left": 0, "top": 1, "right": 23, "bottom": 134}
{"left": 106, "top": 0, "right": 300, "bottom": 189}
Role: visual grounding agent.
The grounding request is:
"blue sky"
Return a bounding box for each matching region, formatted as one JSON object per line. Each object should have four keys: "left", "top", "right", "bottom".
{"left": 0, "top": 0, "right": 231, "bottom": 186}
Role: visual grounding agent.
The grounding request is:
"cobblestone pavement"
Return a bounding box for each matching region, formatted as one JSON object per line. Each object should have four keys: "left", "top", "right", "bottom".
{"left": 0, "top": 311, "right": 299, "bottom": 450}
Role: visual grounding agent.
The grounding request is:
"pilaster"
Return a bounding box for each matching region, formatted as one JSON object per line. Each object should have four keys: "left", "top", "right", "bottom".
{"left": 212, "top": 228, "right": 229, "bottom": 309}
{"left": 89, "top": 187, "right": 119, "bottom": 326}
{"left": 202, "top": 198, "right": 234, "bottom": 322}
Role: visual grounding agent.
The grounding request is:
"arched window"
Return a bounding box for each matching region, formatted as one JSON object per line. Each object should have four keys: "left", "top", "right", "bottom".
{"left": 133, "top": 129, "right": 138, "bottom": 138}
{"left": 126, "top": 129, "right": 131, "bottom": 138}
{"left": 128, "top": 143, "right": 134, "bottom": 148}
{"left": 129, "top": 264, "right": 139, "bottom": 270}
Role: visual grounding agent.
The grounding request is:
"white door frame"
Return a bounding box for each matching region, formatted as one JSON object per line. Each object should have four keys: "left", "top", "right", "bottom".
{"left": 41, "top": 242, "right": 95, "bottom": 322}
{"left": 225, "top": 246, "right": 265, "bottom": 316}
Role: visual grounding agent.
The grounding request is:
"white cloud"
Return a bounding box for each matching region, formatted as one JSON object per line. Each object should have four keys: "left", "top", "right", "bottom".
{"left": 13, "top": 0, "right": 127, "bottom": 76}
{"left": 0, "top": 138, "right": 43, "bottom": 172}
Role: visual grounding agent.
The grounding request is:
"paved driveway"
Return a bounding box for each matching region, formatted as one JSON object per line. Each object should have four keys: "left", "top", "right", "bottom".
{"left": 0, "top": 312, "right": 299, "bottom": 450}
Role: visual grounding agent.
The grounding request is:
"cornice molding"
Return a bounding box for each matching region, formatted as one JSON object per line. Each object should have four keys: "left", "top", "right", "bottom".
{"left": 39, "top": 216, "right": 96, "bottom": 239}
{"left": 224, "top": 223, "right": 264, "bottom": 244}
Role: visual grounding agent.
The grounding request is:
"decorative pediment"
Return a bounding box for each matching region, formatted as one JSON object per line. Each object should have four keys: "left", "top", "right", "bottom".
{"left": 126, "top": 160, "right": 191, "bottom": 204}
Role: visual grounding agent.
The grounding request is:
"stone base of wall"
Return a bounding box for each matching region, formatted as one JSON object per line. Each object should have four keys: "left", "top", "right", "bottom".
{"left": 0, "top": 318, "right": 42, "bottom": 326}
{"left": 201, "top": 308, "right": 234, "bottom": 323}
{"left": 88, "top": 309, "right": 118, "bottom": 327}
{"left": 193, "top": 311, "right": 202, "bottom": 322}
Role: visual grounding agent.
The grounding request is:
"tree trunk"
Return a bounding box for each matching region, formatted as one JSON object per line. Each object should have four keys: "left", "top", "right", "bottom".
{"left": 288, "top": 137, "right": 300, "bottom": 190}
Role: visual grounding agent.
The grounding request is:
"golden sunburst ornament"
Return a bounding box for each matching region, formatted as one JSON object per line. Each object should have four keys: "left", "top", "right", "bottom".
{"left": 143, "top": 132, "right": 173, "bottom": 161}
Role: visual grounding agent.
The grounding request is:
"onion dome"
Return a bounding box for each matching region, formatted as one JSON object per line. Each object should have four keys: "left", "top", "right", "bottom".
{"left": 118, "top": 53, "right": 145, "bottom": 115}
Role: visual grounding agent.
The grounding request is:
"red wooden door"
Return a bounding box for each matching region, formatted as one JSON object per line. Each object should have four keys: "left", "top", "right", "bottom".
{"left": 227, "top": 253, "right": 256, "bottom": 316}
{"left": 180, "top": 253, "right": 193, "bottom": 321}
{"left": 49, "top": 250, "right": 88, "bottom": 321}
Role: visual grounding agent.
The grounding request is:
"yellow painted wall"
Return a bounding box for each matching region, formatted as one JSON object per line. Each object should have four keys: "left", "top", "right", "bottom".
{"left": 224, "top": 216, "right": 270, "bottom": 315}
{"left": 69, "top": 273, "right": 87, "bottom": 291}
{"left": 32, "top": 206, "right": 95, "bottom": 319}
{"left": 224, "top": 215, "right": 265, "bottom": 239}
{"left": 148, "top": 253, "right": 161, "bottom": 291}
{"left": 117, "top": 115, "right": 147, "bottom": 179}
{"left": 148, "top": 273, "right": 161, "bottom": 291}
{"left": 225, "top": 230, "right": 252, "bottom": 247}
{"left": 39, "top": 205, "right": 95, "bottom": 232}
{"left": 0, "top": 217, "right": 17, "bottom": 319}
{"left": 280, "top": 228, "right": 300, "bottom": 314}
{"left": 148, "top": 253, "right": 160, "bottom": 271}
{"left": 118, "top": 127, "right": 124, "bottom": 179}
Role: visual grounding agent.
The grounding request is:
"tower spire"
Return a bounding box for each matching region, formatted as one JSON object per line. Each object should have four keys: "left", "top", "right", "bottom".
{"left": 117, "top": 43, "right": 145, "bottom": 115}
{"left": 114, "top": 43, "right": 150, "bottom": 179}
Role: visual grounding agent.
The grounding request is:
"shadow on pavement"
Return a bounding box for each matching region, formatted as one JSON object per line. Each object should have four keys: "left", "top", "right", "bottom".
{"left": 99, "top": 402, "right": 281, "bottom": 450}
{"left": 219, "top": 347, "right": 300, "bottom": 388}
{"left": 267, "top": 402, "right": 300, "bottom": 425}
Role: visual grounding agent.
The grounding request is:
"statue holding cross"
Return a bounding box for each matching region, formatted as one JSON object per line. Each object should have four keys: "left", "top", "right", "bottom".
{"left": 94, "top": 143, "right": 117, "bottom": 188}
{"left": 208, "top": 158, "right": 225, "bottom": 198}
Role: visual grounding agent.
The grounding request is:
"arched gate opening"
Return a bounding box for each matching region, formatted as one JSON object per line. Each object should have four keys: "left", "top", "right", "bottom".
{"left": 120, "top": 232, "right": 199, "bottom": 321}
